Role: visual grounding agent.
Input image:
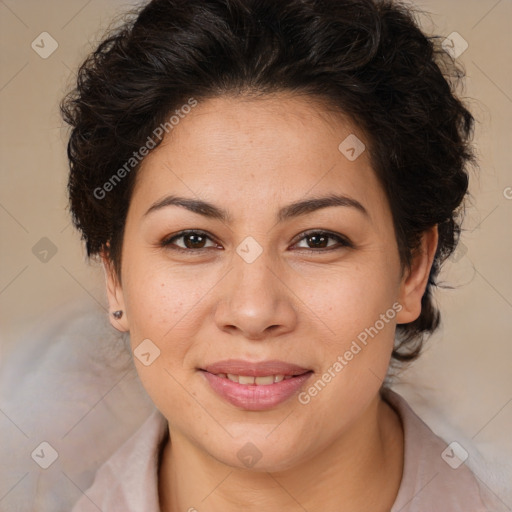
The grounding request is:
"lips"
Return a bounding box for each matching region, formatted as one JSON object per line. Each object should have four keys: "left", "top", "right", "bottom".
{"left": 200, "top": 359, "right": 313, "bottom": 411}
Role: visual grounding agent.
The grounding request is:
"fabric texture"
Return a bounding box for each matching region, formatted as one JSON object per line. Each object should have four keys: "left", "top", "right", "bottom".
{"left": 71, "top": 389, "right": 507, "bottom": 512}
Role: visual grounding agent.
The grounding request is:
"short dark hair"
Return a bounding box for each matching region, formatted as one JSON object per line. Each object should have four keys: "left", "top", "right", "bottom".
{"left": 61, "top": 0, "right": 475, "bottom": 363}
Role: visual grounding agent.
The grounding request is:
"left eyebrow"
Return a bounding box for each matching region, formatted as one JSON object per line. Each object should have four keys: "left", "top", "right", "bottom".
{"left": 277, "top": 194, "right": 368, "bottom": 222}
{"left": 143, "top": 193, "right": 369, "bottom": 223}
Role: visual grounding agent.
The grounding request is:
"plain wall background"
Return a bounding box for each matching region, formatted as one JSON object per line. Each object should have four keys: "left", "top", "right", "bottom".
{"left": 1, "top": 0, "right": 511, "bottom": 507}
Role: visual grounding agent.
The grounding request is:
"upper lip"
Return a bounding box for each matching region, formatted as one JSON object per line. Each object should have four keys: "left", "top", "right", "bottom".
{"left": 202, "top": 359, "right": 311, "bottom": 377}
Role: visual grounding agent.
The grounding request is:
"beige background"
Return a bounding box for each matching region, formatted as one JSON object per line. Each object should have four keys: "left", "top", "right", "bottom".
{"left": 0, "top": 0, "right": 511, "bottom": 508}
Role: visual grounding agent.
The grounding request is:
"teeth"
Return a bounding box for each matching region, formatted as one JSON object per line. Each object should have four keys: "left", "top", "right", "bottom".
{"left": 218, "top": 374, "right": 288, "bottom": 385}
{"left": 254, "top": 375, "right": 274, "bottom": 385}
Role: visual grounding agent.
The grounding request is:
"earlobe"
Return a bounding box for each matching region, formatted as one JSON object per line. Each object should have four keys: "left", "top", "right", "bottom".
{"left": 396, "top": 226, "right": 438, "bottom": 325}
{"left": 101, "top": 252, "right": 130, "bottom": 332}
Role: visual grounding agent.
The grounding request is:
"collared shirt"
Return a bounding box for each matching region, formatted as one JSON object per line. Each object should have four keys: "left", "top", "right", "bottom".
{"left": 71, "top": 390, "right": 506, "bottom": 511}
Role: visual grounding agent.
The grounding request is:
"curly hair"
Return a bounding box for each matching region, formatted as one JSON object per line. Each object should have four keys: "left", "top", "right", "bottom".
{"left": 61, "top": 0, "right": 475, "bottom": 363}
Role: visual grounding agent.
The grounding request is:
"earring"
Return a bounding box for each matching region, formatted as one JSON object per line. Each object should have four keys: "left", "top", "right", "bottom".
{"left": 112, "top": 310, "right": 123, "bottom": 320}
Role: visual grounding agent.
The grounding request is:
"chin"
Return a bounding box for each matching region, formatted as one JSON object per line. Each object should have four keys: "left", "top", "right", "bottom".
{"left": 203, "top": 433, "right": 311, "bottom": 473}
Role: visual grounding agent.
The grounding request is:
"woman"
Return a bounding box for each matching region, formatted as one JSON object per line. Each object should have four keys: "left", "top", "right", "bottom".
{"left": 61, "top": 0, "right": 503, "bottom": 510}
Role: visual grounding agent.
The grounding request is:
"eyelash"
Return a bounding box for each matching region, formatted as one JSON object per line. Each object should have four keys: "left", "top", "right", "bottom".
{"left": 160, "top": 229, "right": 353, "bottom": 253}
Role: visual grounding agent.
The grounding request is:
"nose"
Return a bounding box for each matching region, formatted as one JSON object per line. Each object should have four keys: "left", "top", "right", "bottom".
{"left": 214, "top": 252, "right": 298, "bottom": 341}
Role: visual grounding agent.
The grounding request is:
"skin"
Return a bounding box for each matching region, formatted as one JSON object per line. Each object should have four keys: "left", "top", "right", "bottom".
{"left": 103, "top": 93, "right": 438, "bottom": 512}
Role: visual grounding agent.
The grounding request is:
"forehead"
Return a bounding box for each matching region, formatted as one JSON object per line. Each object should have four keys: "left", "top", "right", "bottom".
{"left": 130, "top": 93, "right": 387, "bottom": 220}
{"left": 154, "top": 93, "right": 360, "bottom": 165}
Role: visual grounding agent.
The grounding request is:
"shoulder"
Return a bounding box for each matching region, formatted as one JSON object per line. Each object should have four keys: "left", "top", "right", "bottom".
{"left": 385, "top": 389, "right": 506, "bottom": 512}
{"left": 71, "top": 409, "right": 168, "bottom": 512}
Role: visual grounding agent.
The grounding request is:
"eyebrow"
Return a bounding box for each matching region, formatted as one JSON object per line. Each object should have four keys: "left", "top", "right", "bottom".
{"left": 144, "top": 193, "right": 368, "bottom": 223}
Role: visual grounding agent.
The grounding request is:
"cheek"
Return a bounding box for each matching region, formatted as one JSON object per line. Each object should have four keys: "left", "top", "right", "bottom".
{"left": 122, "top": 259, "right": 215, "bottom": 340}
{"left": 298, "top": 259, "right": 400, "bottom": 401}
{"left": 301, "top": 260, "right": 400, "bottom": 338}
{"left": 299, "top": 271, "right": 398, "bottom": 426}
{"left": 120, "top": 261, "right": 210, "bottom": 412}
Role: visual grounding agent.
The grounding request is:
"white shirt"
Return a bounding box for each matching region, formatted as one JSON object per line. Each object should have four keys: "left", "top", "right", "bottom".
{"left": 71, "top": 390, "right": 507, "bottom": 511}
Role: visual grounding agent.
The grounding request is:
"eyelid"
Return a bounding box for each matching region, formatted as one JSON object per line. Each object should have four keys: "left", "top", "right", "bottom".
{"left": 290, "top": 229, "right": 353, "bottom": 250}
{"left": 161, "top": 229, "right": 220, "bottom": 250}
{"left": 161, "top": 229, "right": 353, "bottom": 252}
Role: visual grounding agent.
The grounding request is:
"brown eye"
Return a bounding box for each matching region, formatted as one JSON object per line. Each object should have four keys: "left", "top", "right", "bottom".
{"left": 181, "top": 233, "right": 207, "bottom": 249}
{"left": 161, "top": 230, "right": 218, "bottom": 251}
{"left": 294, "top": 231, "right": 352, "bottom": 251}
{"left": 305, "top": 233, "right": 330, "bottom": 249}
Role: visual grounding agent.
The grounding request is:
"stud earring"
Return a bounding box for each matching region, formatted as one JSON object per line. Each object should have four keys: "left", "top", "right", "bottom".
{"left": 112, "top": 310, "right": 123, "bottom": 320}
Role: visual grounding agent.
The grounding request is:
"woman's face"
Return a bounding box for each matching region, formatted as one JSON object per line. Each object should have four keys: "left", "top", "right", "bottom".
{"left": 105, "top": 93, "right": 433, "bottom": 470}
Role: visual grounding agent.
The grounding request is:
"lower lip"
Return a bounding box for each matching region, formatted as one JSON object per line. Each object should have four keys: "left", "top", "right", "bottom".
{"left": 201, "top": 371, "right": 313, "bottom": 411}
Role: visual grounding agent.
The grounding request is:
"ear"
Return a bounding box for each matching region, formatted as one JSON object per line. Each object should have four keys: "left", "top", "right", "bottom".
{"left": 101, "top": 251, "right": 130, "bottom": 332}
{"left": 396, "top": 226, "right": 438, "bottom": 324}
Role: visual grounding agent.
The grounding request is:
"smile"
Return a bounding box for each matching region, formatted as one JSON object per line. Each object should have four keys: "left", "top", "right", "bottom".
{"left": 200, "top": 360, "right": 313, "bottom": 410}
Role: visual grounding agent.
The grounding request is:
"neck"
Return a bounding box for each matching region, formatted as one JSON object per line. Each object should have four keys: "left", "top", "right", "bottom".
{"left": 159, "top": 395, "right": 403, "bottom": 512}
